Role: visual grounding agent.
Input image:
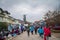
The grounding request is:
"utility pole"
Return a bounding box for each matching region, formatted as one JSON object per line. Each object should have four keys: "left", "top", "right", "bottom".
{"left": 23, "top": 15, "right": 26, "bottom": 24}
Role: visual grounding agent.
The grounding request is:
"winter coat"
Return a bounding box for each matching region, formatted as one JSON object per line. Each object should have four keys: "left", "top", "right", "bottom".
{"left": 44, "top": 27, "right": 51, "bottom": 36}
{"left": 38, "top": 28, "right": 44, "bottom": 34}
{"left": 30, "top": 26, "right": 34, "bottom": 32}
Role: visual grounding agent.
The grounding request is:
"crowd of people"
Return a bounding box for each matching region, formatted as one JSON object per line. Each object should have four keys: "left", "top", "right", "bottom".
{"left": 26, "top": 24, "right": 51, "bottom": 40}
{"left": 0, "top": 24, "right": 26, "bottom": 40}
{"left": 0, "top": 23, "right": 51, "bottom": 40}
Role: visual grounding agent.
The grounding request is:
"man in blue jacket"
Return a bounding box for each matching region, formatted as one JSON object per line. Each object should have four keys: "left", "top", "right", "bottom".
{"left": 38, "top": 26, "right": 44, "bottom": 38}
{"left": 30, "top": 25, "right": 34, "bottom": 35}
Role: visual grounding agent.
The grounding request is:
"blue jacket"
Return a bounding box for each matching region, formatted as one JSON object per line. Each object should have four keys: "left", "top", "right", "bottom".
{"left": 8, "top": 25, "right": 12, "bottom": 32}
{"left": 21, "top": 25, "right": 24, "bottom": 30}
{"left": 30, "top": 26, "right": 34, "bottom": 32}
{"left": 38, "top": 28, "right": 44, "bottom": 34}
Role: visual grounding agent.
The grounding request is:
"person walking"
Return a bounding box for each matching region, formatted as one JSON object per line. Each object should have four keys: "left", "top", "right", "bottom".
{"left": 21, "top": 25, "right": 24, "bottom": 33}
{"left": 35, "top": 26, "right": 38, "bottom": 34}
{"left": 30, "top": 25, "right": 34, "bottom": 35}
{"left": 38, "top": 26, "right": 44, "bottom": 38}
{"left": 27, "top": 27, "right": 30, "bottom": 36}
{"left": 26, "top": 25, "right": 30, "bottom": 36}
{"left": 44, "top": 25, "right": 51, "bottom": 40}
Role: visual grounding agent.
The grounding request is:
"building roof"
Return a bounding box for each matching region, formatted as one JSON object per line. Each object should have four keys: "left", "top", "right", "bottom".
{"left": 3, "top": 11, "right": 10, "bottom": 14}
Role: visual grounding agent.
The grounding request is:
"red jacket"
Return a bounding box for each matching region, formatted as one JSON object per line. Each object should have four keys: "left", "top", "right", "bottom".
{"left": 44, "top": 27, "right": 51, "bottom": 36}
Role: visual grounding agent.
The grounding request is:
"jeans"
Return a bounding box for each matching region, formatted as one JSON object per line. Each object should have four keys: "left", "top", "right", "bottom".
{"left": 39, "top": 33, "right": 43, "bottom": 38}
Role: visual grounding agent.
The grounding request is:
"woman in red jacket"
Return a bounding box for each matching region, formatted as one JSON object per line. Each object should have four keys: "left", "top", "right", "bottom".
{"left": 44, "top": 25, "right": 51, "bottom": 40}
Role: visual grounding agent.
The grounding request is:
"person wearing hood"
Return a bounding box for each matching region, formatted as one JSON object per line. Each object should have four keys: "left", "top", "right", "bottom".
{"left": 44, "top": 25, "right": 51, "bottom": 40}
{"left": 38, "top": 26, "right": 44, "bottom": 38}
{"left": 30, "top": 25, "right": 34, "bottom": 35}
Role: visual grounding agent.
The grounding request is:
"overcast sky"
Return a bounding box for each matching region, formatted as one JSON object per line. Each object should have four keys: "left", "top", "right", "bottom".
{"left": 0, "top": 0, "right": 60, "bottom": 22}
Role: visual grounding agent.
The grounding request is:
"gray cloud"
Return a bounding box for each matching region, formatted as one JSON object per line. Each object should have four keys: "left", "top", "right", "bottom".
{"left": 0, "top": 0, "right": 60, "bottom": 22}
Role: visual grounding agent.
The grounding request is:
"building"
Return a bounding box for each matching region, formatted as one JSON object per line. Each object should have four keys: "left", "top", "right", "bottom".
{"left": 0, "top": 8, "right": 22, "bottom": 25}
{"left": 0, "top": 10, "right": 10, "bottom": 22}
